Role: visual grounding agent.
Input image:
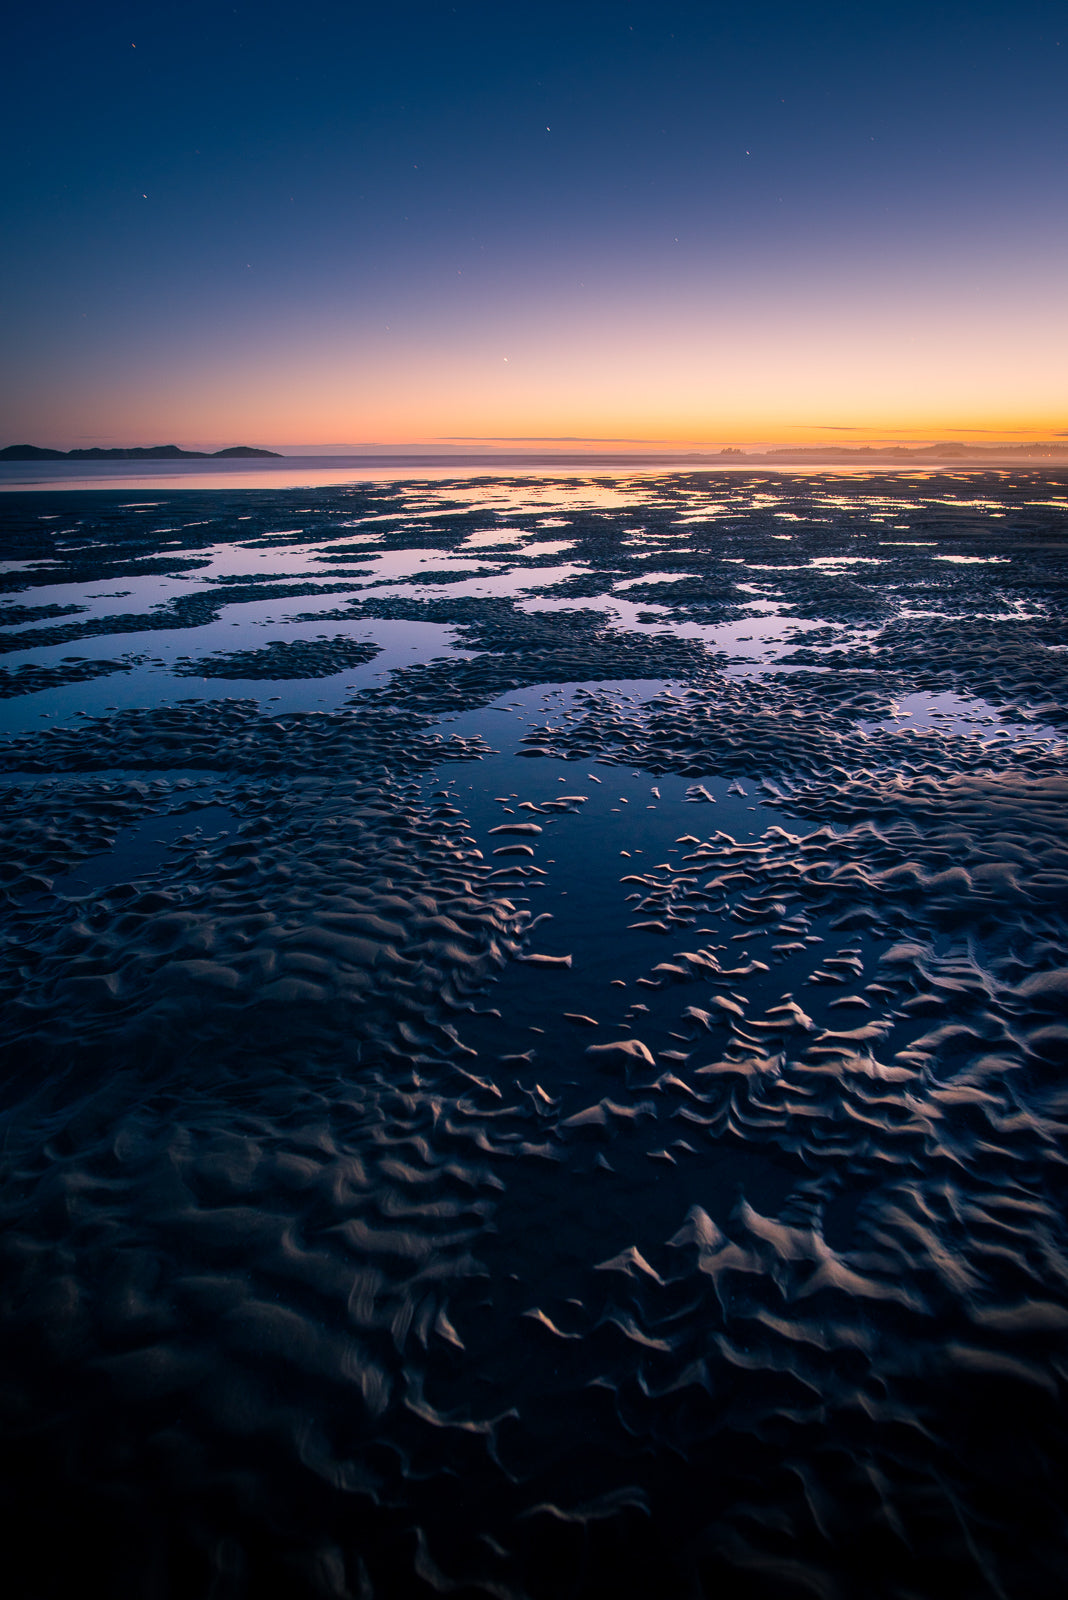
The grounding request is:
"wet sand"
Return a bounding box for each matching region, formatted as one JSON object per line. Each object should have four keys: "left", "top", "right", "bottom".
{"left": 1, "top": 469, "right": 1066, "bottom": 1598}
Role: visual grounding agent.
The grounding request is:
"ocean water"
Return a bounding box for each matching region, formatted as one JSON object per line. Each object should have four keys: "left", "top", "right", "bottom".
{"left": 1, "top": 468, "right": 1067, "bottom": 1599}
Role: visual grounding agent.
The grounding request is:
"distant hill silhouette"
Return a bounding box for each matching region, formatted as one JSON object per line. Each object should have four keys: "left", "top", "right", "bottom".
{"left": 0, "top": 444, "right": 281, "bottom": 460}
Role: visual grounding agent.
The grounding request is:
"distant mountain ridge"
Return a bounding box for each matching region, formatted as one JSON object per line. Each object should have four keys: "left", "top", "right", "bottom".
{"left": 3, "top": 442, "right": 1065, "bottom": 467}
{"left": 0, "top": 444, "right": 281, "bottom": 460}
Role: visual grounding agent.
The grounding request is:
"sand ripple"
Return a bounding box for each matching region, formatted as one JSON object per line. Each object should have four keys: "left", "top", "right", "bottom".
{"left": 1, "top": 471, "right": 1066, "bottom": 1597}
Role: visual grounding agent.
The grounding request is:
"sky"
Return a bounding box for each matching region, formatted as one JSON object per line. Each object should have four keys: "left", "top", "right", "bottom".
{"left": 2, "top": 0, "right": 1066, "bottom": 453}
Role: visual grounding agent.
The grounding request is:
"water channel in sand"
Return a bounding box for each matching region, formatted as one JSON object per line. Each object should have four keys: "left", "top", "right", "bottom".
{"left": 1, "top": 468, "right": 1067, "bottom": 1599}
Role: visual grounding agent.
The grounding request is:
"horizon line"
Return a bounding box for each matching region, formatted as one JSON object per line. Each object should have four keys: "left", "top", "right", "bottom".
{"left": 6, "top": 439, "right": 1068, "bottom": 463}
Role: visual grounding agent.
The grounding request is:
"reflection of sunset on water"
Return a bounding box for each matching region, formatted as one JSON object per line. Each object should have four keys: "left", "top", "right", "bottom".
{"left": 2, "top": 465, "right": 1067, "bottom": 1598}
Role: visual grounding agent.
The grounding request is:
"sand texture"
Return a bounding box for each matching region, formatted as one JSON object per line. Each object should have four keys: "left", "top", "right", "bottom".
{"left": 1, "top": 469, "right": 1067, "bottom": 1598}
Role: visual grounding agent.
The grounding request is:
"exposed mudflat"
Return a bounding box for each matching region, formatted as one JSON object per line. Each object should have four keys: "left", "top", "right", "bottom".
{"left": 1, "top": 470, "right": 1067, "bottom": 1599}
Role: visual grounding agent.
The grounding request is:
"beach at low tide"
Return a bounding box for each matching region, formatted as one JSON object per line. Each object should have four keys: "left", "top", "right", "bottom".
{"left": 1, "top": 465, "right": 1067, "bottom": 1598}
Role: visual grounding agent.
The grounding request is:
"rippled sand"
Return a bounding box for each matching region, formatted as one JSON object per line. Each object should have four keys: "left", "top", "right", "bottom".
{"left": 1, "top": 470, "right": 1066, "bottom": 1598}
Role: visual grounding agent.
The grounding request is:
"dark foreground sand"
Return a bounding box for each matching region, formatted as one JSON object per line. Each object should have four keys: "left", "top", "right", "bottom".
{"left": 1, "top": 470, "right": 1066, "bottom": 1598}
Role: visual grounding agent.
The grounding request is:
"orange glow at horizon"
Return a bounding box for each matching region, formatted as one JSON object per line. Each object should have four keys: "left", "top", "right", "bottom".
{"left": 5, "top": 3, "right": 1066, "bottom": 463}
{"left": 7, "top": 268, "right": 1066, "bottom": 453}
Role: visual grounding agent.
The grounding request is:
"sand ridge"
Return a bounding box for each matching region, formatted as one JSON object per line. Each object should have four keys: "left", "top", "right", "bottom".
{"left": 1, "top": 469, "right": 1067, "bottom": 1598}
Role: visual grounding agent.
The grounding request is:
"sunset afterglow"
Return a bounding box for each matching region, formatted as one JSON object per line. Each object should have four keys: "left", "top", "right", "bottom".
{"left": 3, "top": 2, "right": 1065, "bottom": 453}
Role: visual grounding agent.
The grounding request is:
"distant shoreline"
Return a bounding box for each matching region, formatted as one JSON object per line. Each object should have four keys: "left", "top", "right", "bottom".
{"left": 3, "top": 442, "right": 1066, "bottom": 466}
{"left": 0, "top": 444, "right": 281, "bottom": 461}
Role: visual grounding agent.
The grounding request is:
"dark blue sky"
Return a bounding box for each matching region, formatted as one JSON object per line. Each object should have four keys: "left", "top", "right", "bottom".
{"left": 4, "top": 1, "right": 1065, "bottom": 447}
